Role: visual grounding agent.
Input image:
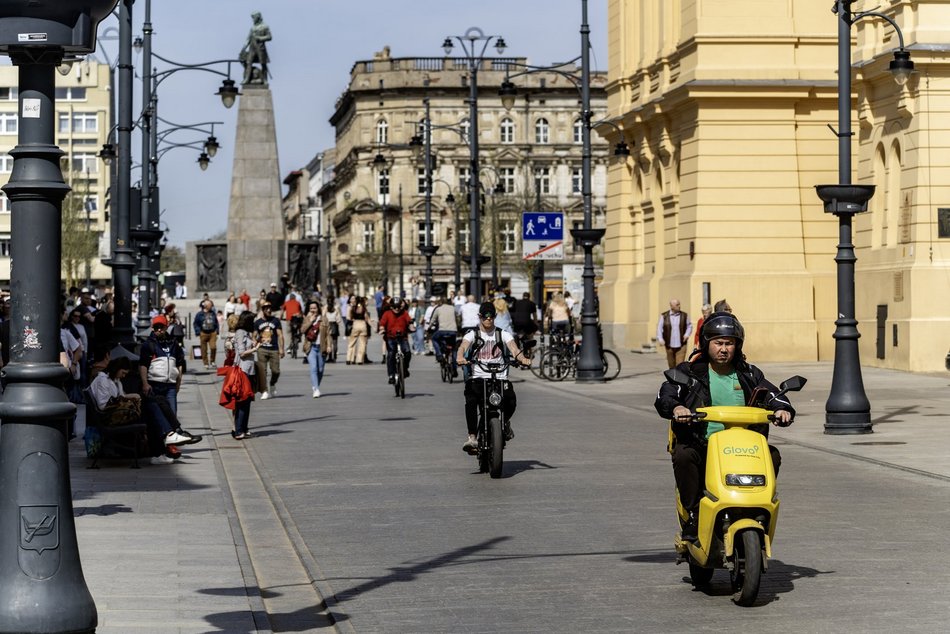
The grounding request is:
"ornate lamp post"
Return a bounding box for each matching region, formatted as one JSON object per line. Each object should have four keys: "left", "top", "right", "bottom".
{"left": 817, "top": 0, "right": 913, "bottom": 434}
{"left": 498, "top": 0, "right": 630, "bottom": 382}
{"left": 441, "top": 27, "right": 507, "bottom": 301}
{"left": 0, "top": 4, "right": 117, "bottom": 631}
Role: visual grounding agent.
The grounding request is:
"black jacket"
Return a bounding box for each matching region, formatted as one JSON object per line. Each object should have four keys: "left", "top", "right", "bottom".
{"left": 654, "top": 358, "right": 794, "bottom": 447}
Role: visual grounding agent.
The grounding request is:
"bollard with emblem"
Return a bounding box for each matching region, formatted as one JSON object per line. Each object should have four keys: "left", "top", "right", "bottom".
{"left": 0, "top": 3, "right": 118, "bottom": 632}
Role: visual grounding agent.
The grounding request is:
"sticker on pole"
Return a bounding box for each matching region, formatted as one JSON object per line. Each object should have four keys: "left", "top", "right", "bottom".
{"left": 522, "top": 211, "right": 564, "bottom": 260}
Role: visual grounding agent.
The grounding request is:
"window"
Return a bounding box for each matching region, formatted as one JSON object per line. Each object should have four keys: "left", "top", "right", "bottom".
{"left": 55, "top": 87, "right": 87, "bottom": 101}
{"left": 458, "top": 167, "right": 471, "bottom": 191}
{"left": 84, "top": 196, "right": 98, "bottom": 214}
{"left": 361, "top": 221, "right": 376, "bottom": 252}
{"left": 0, "top": 191, "right": 9, "bottom": 213}
{"left": 535, "top": 118, "right": 550, "bottom": 144}
{"left": 69, "top": 153, "right": 99, "bottom": 174}
{"left": 0, "top": 113, "right": 17, "bottom": 134}
{"left": 376, "top": 168, "right": 390, "bottom": 202}
{"left": 0, "top": 238, "right": 9, "bottom": 257}
{"left": 500, "top": 118, "right": 514, "bottom": 144}
{"left": 459, "top": 118, "right": 471, "bottom": 144}
{"left": 417, "top": 221, "right": 435, "bottom": 247}
{"left": 572, "top": 167, "right": 583, "bottom": 194}
{"left": 0, "top": 87, "right": 17, "bottom": 101}
{"left": 59, "top": 112, "right": 98, "bottom": 134}
{"left": 458, "top": 223, "right": 471, "bottom": 252}
{"left": 501, "top": 221, "right": 517, "bottom": 254}
{"left": 375, "top": 119, "right": 388, "bottom": 144}
{"left": 573, "top": 119, "right": 583, "bottom": 144}
{"left": 534, "top": 167, "right": 551, "bottom": 195}
{"left": 417, "top": 167, "right": 428, "bottom": 195}
{"left": 418, "top": 119, "right": 426, "bottom": 139}
{"left": 499, "top": 167, "right": 515, "bottom": 194}
{"left": 0, "top": 155, "right": 12, "bottom": 173}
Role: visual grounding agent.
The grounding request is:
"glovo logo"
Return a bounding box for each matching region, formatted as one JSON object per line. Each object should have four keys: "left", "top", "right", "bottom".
{"left": 722, "top": 445, "right": 760, "bottom": 456}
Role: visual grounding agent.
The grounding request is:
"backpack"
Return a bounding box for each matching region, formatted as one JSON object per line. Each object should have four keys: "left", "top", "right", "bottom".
{"left": 200, "top": 311, "right": 217, "bottom": 332}
{"left": 473, "top": 328, "right": 509, "bottom": 363}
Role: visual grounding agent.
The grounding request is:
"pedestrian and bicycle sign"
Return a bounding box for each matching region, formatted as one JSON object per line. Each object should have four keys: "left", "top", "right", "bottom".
{"left": 522, "top": 211, "right": 564, "bottom": 260}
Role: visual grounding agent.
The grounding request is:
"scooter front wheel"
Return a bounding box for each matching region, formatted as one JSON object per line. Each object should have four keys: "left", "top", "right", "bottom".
{"left": 731, "top": 530, "right": 763, "bottom": 606}
{"left": 688, "top": 560, "right": 713, "bottom": 587}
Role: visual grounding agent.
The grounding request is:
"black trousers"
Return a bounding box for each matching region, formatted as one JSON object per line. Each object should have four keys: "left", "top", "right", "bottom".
{"left": 464, "top": 378, "right": 516, "bottom": 436}
{"left": 672, "top": 442, "right": 781, "bottom": 512}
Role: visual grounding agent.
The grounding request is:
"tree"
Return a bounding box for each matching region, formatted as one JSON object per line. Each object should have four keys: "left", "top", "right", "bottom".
{"left": 161, "top": 245, "right": 185, "bottom": 272}
{"left": 60, "top": 188, "right": 98, "bottom": 291}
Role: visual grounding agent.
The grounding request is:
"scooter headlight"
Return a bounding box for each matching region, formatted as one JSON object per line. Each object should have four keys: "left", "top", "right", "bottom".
{"left": 725, "top": 474, "right": 767, "bottom": 487}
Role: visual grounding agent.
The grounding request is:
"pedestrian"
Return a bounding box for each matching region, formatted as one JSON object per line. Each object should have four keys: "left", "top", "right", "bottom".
{"left": 694, "top": 303, "right": 713, "bottom": 348}
{"left": 410, "top": 298, "right": 426, "bottom": 355}
{"left": 346, "top": 297, "right": 370, "bottom": 365}
{"left": 265, "top": 282, "right": 284, "bottom": 314}
{"left": 301, "top": 300, "right": 325, "bottom": 398}
{"left": 493, "top": 296, "right": 513, "bottom": 334}
{"left": 714, "top": 298, "right": 732, "bottom": 314}
{"left": 459, "top": 294, "right": 480, "bottom": 333}
{"left": 656, "top": 298, "right": 692, "bottom": 369}
{"left": 422, "top": 296, "right": 438, "bottom": 354}
{"left": 193, "top": 300, "right": 220, "bottom": 369}
{"left": 322, "top": 296, "right": 342, "bottom": 362}
{"left": 230, "top": 311, "right": 260, "bottom": 439}
{"left": 374, "top": 285, "right": 385, "bottom": 319}
{"left": 544, "top": 293, "right": 572, "bottom": 336}
{"left": 254, "top": 301, "right": 284, "bottom": 399}
{"left": 224, "top": 294, "right": 237, "bottom": 322}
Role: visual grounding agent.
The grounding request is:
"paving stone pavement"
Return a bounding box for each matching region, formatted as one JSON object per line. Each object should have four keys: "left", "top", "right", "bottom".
{"left": 67, "top": 336, "right": 950, "bottom": 632}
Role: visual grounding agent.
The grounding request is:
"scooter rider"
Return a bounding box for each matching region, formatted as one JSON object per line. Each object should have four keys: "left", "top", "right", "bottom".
{"left": 456, "top": 301, "right": 531, "bottom": 454}
{"left": 654, "top": 312, "right": 794, "bottom": 543}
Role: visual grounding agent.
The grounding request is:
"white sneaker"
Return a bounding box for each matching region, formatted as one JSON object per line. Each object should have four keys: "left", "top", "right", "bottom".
{"left": 150, "top": 455, "right": 175, "bottom": 465}
{"left": 164, "top": 431, "right": 191, "bottom": 445}
{"left": 312, "top": 388, "right": 321, "bottom": 398}
{"left": 462, "top": 435, "right": 478, "bottom": 455}
{"left": 269, "top": 386, "right": 277, "bottom": 397}
{"left": 260, "top": 391, "right": 270, "bottom": 400}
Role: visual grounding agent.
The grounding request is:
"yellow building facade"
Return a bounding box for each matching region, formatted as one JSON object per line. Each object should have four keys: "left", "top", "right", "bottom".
{"left": 600, "top": 0, "right": 950, "bottom": 372}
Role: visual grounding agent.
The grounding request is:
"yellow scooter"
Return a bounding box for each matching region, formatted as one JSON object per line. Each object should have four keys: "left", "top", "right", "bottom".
{"left": 663, "top": 369, "right": 806, "bottom": 606}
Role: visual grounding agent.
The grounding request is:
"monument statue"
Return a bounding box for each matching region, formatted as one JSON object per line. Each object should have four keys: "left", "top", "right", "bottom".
{"left": 239, "top": 11, "right": 272, "bottom": 86}
{"left": 288, "top": 243, "right": 320, "bottom": 293}
{"left": 197, "top": 244, "right": 228, "bottom": 291}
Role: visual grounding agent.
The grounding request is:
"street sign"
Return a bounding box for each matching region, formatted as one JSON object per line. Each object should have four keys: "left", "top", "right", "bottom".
{"left": 522, "top": 211, "right": 564, "bottom": 260}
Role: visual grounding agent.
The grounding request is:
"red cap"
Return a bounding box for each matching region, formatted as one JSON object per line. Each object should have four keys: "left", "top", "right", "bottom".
{"left": 152, "top": 315, "right": 168, "bottom": 328}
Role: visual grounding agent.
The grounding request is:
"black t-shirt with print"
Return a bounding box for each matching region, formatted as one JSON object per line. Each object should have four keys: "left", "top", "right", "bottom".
{"left": 254, "top": 316, "right": 282, "bottom": 351}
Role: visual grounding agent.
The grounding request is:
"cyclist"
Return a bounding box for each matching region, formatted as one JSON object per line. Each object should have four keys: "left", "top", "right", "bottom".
{"left": 429, "top": 297, "right": 460, "bottom": 378}
{"left": 378, "top": 298, "right": 415, "bottom": 384}
{"left": 456, "top": 301, "right": 532, "bottom": 454}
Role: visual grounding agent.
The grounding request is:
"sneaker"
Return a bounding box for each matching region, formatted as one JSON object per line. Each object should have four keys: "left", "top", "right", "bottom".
{"left": 269, "top": 386, "right": 277, "bottom": 397}
{"left": 164, "top": 431, "right": 191, "bottom": 446}
{"left": 462, "top": 435, "right": 478, "bottom": 455}
{"left": 150, "top": 454, "right": 175, "bottom": 465}
{"left": 503, "top": 424, "right": 515, "bottom": 441}
{"left": 260, "top": 391, "right": 270, "bottom": 400}
{"left": 388, "top": 376, "right": 395, "bottom": 385}
{"left": 312, "top": 388, "right": 321, "bottom": 398}
{"left": 231, "top": 432, "right": 246, "bottom": 440}
{"left": 175, "top": 429, "right": 203, "bottom": 445}
{"left": 204, "top": 364, "right": 211, "bottom": 370}
{"left": 165, "top": 445, "right": 182, "bottom": 460}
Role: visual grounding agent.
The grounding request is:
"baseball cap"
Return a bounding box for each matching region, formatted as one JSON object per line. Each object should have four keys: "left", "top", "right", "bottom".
{"left": 261, "top": 301, "right": 272, "bottom": 308}
{"left": 80, "top": 287, "right": 91, "bottom": 294}
{"left": 152, "top": 315, "right": 168, "bottom": 328}
{"left": 270, "top": 282, "right": 277, "bottom": 287}
{"left": 478, "top": 302, "right": 497, "bottom": 318}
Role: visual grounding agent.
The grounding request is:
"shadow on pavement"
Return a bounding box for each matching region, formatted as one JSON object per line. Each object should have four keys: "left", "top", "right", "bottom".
{"left": 200, "top": 585, "right": 343, "bottom": 632}
{"left": 503, "top": 459, "right": 558, "bottom": 478}
{"left": 623, "top": 548, "right": 678, "bottom": 564}
{"left": 687, "top": 559, "right": 834, "bottom": 606}
{"left": 73, "top": 503, "right": 133, "bottom": 517}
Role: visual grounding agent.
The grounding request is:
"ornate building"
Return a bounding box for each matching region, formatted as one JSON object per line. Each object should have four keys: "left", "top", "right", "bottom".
{"left": 599, "top": 1, "right": 950, "bottom": 372}
{"left": 0, "top": 59, "right": 113, "bottom": 289}
{"left": 319, "top": 46, "right": 610, "bottom": 300}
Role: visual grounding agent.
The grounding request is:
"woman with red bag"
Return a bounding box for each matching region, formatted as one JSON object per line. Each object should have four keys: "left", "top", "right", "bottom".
{"left": 301, "top": 300, "right": 325, "bottom": 398}
{"left": 222, "top": 311, "right": 260, "bottom": 439}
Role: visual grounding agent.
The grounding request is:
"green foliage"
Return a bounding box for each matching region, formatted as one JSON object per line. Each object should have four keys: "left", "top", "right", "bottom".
{"left": 60, "top": 189, "right": 98, "bottom": 290}
{"left": 161, "top": 245, "right": 185, "bottom": 272}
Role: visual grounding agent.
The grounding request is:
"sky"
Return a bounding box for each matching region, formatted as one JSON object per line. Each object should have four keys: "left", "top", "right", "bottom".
{"left": 96, "top": 0, "right": 609, "bottom": 248}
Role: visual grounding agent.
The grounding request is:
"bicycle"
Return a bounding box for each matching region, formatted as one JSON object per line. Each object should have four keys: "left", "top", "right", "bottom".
{"left": 288, "top": 314, "right": 303, "bottom": 359}
{"left": 434, "top": 333, "right": 459, "bottom": 384}
{"left": 538, "top": 343, "right": 621, "bottom": 381}
{"left": 387, "top": 337, "right": 408, "bottom": 398}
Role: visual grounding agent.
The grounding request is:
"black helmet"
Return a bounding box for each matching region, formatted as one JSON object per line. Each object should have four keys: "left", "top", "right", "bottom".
{"left": 700, "top": 312, "right": 744, "bottom": 350}
{"left": 478, "top": 301, "right": 497, "bottom": 319}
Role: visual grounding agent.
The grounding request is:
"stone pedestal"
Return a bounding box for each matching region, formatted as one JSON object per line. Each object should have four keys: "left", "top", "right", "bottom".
{"left": 226, "top": 84, "right": 285, "bottom": 294}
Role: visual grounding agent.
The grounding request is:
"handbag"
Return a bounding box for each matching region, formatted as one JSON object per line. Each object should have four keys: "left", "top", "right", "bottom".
{"left": 344, "top": 320, "right": 353, "bottom": 337}
{"left": 102, "top": 397, "right": 141, "bottom": 427}
{"left": 329, "top": 321, "right": 340, "bottom": 337}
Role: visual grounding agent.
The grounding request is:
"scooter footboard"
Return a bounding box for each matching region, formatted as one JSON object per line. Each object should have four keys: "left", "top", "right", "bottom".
{"left": 725, "top": 519, "right": 771, "bottom": 561}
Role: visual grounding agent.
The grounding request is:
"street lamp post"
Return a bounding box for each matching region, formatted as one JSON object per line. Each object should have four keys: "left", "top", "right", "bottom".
{"left": 817, "top": 0, "right": 913, "bottom": 434}
{"left": 442, "top": 27, "right": 507, "bottom": 301}
{"left": 417, "top": 97, "right": 440, "bottom": 297}
{"left": 0, "top": 4, "right": 116, "bottom": 631}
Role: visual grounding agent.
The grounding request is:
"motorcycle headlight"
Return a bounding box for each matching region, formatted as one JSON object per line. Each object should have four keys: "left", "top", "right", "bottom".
{"left": 488, "top": 391, "right": 503, "bottom": 407}
{"left": 725, "top": 474, "right": 766, "bottom": 487}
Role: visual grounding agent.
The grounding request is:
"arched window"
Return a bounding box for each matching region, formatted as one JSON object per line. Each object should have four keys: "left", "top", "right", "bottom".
{"left": 535, "top": 118, "right": 550, "bottom": 144}
{"left": 459, "top": 118, "right": 471, "bottom": 144}
{"left": 500, "top": 118, "right": 514, "bottom": 144}
{"left": 375, "top": 119, "right": 388, "bottom": 144}
{"left": 573, "top": 118, "right": 583, "bottom": 144}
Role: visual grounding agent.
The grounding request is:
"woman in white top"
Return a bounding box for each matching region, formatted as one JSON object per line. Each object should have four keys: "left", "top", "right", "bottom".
{"left": 88, "top": 356, "right": 139, "bottom": 411}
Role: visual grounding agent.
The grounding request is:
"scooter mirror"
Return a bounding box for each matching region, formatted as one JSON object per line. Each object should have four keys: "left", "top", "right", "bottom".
{"left": 779, "top": 375, "right": 807, "bottom": 393}
{"left": 664, "top": 368, "right": 692, "bottom": 386}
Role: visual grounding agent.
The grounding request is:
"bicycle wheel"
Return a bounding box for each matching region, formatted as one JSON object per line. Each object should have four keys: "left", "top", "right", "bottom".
{"left": 540, "top": 350, "right": 570, "bottom": 381}
{"left": 396, "top": 354, "right": 406, "bottom": 399}
{"left": 529, "top": 347, "right": 547, "bottom": 379}
{"left": 601, "top": 349, "right": 621, "bottom": 381}
{"left": 488, "top": 414, "right": 504, "bottom": 479}
{"left": 440, "top": 359, "right": 449, "bottom": 383}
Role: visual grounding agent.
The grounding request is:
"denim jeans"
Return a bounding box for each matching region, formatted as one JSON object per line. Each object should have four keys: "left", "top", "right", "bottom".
{"left": 412, "top": 326, "right": 425, "bottom": 353}
{"left": 234, "top": 397, "right": 252, "bottom": 435}
{"left": 307, "top": 345, "right": 325, "bottom": 390}
{"left": 144, "top": 381, "right": 178, "bottom": 436}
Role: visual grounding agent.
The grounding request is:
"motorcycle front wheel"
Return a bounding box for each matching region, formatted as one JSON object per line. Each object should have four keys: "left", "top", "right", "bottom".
{"left": 731, "top": 530, "right": 762, "bottom": 606}
{"left": 488, "top": 414, "right": 504, "bottom": 479}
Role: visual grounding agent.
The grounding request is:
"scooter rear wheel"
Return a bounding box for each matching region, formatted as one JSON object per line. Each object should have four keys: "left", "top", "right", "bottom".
{"left": 731, "top": 530, "right": 763, "bottom": 606}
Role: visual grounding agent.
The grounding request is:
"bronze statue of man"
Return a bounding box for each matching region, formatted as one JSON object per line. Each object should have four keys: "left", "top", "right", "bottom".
{"left": 239, "top": 11, "right": 272, "bottom": 85}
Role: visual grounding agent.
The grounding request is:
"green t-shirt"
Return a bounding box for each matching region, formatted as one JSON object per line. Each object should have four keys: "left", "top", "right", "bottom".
{"left": 706, "top": 368, "right": 745, "bottom": 439}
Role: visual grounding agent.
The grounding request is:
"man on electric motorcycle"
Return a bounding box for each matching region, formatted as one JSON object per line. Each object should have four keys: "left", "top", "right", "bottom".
{"left": 378, "top": 298, "right": 415, "bottom": 384}
{"left": 456, "top": 301, "right": 532, "bottom": 454}
{"left": 654, "top": 311, "right": 794, "bottom": 543}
